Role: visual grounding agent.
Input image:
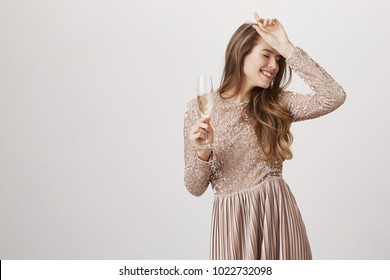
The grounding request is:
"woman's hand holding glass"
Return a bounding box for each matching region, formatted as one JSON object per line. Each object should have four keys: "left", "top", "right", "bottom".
{"left": 189, "top": 75, "right": 215, "bottom": 161}
{"left": 189, "top": 116, "right": 214, "bottom": 161}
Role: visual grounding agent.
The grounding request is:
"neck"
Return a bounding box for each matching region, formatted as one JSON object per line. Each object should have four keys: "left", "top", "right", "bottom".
{"left": 221, "top": 85, "right": 253, "bottom": 103}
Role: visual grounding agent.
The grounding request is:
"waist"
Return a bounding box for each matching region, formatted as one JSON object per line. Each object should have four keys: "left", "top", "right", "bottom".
{"left": 213, "top": 173, "right": 283, "bottom": 196}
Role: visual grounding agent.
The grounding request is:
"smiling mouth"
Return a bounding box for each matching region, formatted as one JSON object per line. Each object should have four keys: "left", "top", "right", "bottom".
{"left": 260, "top": 70, "right": 273, "bottom": 80}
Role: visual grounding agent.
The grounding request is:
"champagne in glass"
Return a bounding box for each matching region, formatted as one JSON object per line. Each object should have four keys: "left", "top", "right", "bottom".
{"left": 197, "top": 93, "right": 215, "bottom": 116}
{"left": 197, "top": 75, "right": 215, "bottom": 149}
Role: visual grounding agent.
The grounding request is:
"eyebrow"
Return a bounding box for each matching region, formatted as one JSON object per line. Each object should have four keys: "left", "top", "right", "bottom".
{"left": 261, "top": 49, "right": 281, "bottom": 57}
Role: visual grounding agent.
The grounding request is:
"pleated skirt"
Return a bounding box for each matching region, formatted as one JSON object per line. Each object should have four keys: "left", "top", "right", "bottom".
{"left": 210, "top": 176, "right": 312, "bottom": 260}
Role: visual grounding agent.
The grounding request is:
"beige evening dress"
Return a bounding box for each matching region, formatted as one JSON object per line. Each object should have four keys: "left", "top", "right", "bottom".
{"left": 183, "top": 46, "right": 346, "bottom": 260}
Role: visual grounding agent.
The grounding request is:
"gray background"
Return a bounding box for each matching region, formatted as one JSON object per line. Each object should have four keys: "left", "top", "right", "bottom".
{"left": 1, "top": 0, "right": 389, "bottom": 259}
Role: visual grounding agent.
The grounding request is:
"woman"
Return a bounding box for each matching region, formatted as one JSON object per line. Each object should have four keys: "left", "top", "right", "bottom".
{"left": 183, "top": 12, "right": 346, "bottom": 260}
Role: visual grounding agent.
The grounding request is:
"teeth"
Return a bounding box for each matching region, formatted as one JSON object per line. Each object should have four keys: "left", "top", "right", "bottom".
{"left": 261, "top": 70, "right": 272, "bottom": 77}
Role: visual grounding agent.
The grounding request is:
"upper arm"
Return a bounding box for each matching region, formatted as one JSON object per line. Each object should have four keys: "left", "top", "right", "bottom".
{"left": 277, "top": 89, "right": 346, "bottom": 122}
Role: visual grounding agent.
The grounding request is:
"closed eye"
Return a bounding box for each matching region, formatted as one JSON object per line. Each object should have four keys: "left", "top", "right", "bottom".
{"left": 263, "top": 54, "right": 281, "bottom": 63}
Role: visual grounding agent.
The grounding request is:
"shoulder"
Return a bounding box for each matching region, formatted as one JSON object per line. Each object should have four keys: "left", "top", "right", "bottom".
{"left": 276, "top": 89, "right": 290, "bottom": 104}
{"left": 276, "top": 89, "right": 304, "bottom": 110}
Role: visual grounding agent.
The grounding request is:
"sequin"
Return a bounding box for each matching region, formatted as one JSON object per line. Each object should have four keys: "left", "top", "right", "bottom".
{"left": 184, "top": 46, "right": 346, "bottom": 195}
{"left": 183, "top": 46, "right": 346, "bottom": 260}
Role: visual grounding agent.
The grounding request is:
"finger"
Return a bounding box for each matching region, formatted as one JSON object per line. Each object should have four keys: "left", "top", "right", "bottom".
{"left": 252, "top": 25, "right": 265, "bottom": 36}
{"left": 252, "top": 23, "right": 268, "bottom": 36}
{"left": 192, "top": 126, "right": 207, "bottom": 135}
{"left": 191, "top": 126, "right": 204, "bottom": 136}
{"left": 191, "top": 124, "right": 199, "bottom": 133}
{"left": 198, "top": 116, "right": 211, "bottom": 126}
{"left": 196, "top": 119, "right": 209, "bottom": 127}
{"left": 193, "top": 132, "right": 206, "bottom": 140}
{"left": 193, "top": 123, "right": 209, "bottom": 132}
{"left": 254, "top": 19, "right": 267, "bottom": 30}
{"left": 265, "top": 19, "right": 274, "bottom": 28}
{"left": 254, "top": 12, "right": 264, "bottom": 24}
{"left": 198, "top": 116, "right": 212, "bottom": 127}
{"left": 191, "top": 127, "right": 200, "bottom": 135}
{"left": 271, "top": 18, "right": 277, "bottom": 25}
{"left": 190, "top": 130, "right": 205, "bottom": 140}
{"left": 198, "top": 116, "right": 208, "bottom": 123}
{"left": 198, "top": 122, "right": 209, "bottom": 131}
{"left": 264, "top": 19, "right": 270, "bottom": 27}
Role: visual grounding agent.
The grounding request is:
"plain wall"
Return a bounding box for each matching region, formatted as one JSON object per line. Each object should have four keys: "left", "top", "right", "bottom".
{"left": 1, "top": 0, "right": 389, "bottom": 259}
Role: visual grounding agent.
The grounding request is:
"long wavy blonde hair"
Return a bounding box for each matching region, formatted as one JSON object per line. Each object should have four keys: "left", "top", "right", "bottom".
{"left": 218, "top": 23, "right": 294, "bottom": 162}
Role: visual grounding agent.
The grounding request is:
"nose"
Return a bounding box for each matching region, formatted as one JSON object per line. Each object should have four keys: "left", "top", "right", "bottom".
{"left": 268, "top": 57, "right": 278, "bottom": 68}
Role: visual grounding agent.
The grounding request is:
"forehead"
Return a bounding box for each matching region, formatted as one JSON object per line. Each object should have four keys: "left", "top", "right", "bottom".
{"left": 252, "top": 38, "right": 280, "bottom": 56}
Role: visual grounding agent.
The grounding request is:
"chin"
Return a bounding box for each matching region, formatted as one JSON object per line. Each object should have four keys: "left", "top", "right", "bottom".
{"left": 256, "top": 82, "right": 270, "bottom": 89}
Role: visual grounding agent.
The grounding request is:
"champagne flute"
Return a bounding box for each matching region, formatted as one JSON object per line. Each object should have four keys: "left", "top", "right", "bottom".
{"left": 197, "top": 75, "right": 216, "bottom": 149}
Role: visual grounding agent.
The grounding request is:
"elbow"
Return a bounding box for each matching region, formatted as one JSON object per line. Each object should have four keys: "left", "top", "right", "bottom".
{"left": 184, "top": 178, "right": 208, "bottom": 197}
{"left": 188, "top": 188, "right": 206, "bottom": 197}
{"left": 185, "top": 183, "right": 207, "bottom": 197}
{"left": 335, "top": 83, "right": 347, "bottom": 105}
{"left": 335, "top": 89, "right": 346, "bottom": 111}
{"left": 328, "top": 83, "right": 346, "bottom": 108}
{"left": 339, "top": 88, "right": 347, "bottom": 105}
{"left": 330, "top": 87, "right": 347, "bottom": 110}
{"left": 183, "top": 164, "right": 210, "bottom": 197}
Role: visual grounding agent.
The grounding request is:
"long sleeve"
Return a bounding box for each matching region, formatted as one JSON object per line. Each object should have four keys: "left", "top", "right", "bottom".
{"left": 183, "top": 99, "right": 212, "bottom": 196}
{"left": 277, "top": 46, "right": 346, "bottom": 122}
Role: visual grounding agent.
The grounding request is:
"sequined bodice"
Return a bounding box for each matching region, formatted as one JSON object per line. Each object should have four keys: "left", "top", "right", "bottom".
{"left": 207, "top": 95, "right": 283, "bottom": 193}
{"left": 184, "top": 47, "right": 346, "bottom": 196}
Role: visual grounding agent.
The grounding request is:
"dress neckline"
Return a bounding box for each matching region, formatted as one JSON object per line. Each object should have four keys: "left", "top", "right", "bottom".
{"left": 216, "top": 93, "right": 250, "bottom": 108}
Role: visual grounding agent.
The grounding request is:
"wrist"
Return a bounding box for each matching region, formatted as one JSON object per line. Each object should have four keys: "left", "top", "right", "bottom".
{"left": 197, "top": 149, "right": 212, "bottom": 162}
{"left": 278, "top": 41, "right": 296, "bottom": 59}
